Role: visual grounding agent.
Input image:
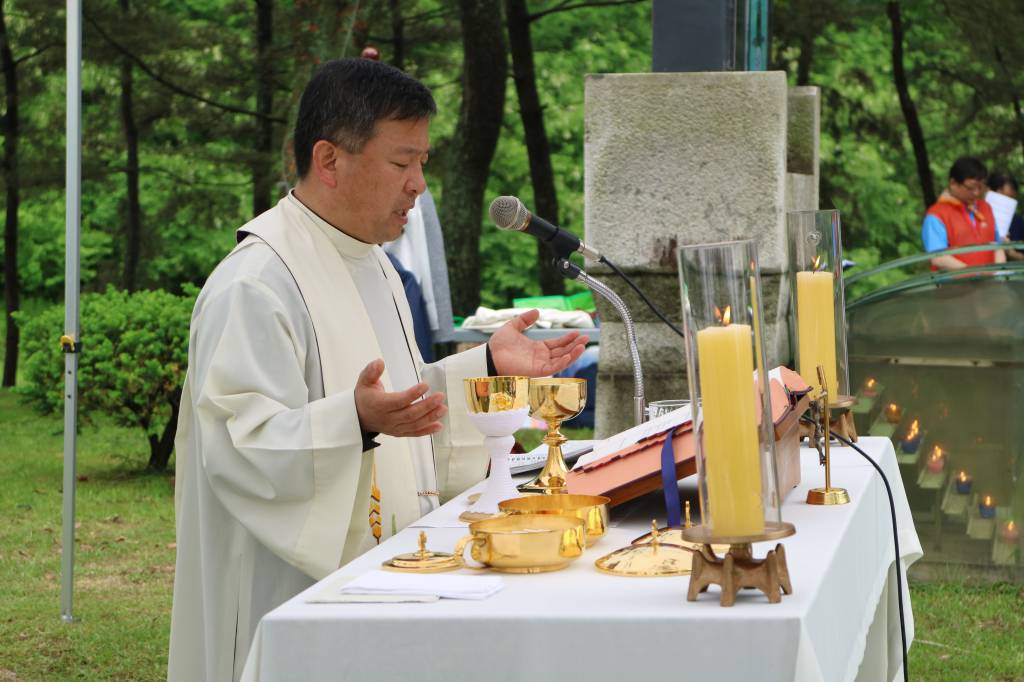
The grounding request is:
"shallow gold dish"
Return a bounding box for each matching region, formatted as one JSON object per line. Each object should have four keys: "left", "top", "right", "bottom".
{"left": 498, "top": 494, "right": 610, "bottom": 547}
{"left": 454, "top": 513, "right": 585, "bottom": 573}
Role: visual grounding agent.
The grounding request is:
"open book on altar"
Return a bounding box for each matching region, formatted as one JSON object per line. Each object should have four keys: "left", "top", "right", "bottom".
{"left": 565, "top": 367, "right": 812, "bottom": 507}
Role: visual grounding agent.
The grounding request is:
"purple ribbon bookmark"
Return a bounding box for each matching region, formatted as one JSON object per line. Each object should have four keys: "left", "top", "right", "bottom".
{"left": 660, "top": 429, "right": 682, "bottom": 528}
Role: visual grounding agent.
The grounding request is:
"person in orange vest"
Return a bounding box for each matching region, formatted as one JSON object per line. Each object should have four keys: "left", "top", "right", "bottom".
{"left": 921, "top": 156, "right": 1006, "bottom": 271}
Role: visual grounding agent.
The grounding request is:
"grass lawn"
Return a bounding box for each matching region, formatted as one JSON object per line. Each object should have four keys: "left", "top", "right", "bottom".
{"left": 0, "top": 388, "right": 175, "bottom": 681}
{"left": 0, "top": 386, "right": 1022, "bottom": 680}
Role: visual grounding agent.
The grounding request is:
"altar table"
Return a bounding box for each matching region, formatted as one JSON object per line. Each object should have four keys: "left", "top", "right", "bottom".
{"left": 241, "top": 437, "right": 921, "bottom": 682}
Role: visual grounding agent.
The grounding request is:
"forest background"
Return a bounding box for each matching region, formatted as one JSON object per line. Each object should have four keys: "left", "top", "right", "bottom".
{"left": 2, "top": 0, "right": 1024, "bottom": 471}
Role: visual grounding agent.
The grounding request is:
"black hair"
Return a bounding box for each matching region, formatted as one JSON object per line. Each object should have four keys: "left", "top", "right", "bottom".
{"left": 293, "top": 58, "right": 436, "bottom": 178}
{"left": 987, "top": 170, "right": 1018, "bottom": 194}
{"left": 948, "top": 156, "right": 987, "bottom": 183}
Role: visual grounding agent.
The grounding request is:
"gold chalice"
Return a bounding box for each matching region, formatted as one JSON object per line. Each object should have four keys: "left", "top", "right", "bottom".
{"left": 461, "top": 376, "right": 530, "bottom": 522}
{"left": 519, "top": 377, "right": 587, "bottom": 494}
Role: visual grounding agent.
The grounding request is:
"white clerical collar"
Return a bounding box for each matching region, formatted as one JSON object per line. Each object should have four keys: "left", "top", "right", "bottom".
{"left": 286, "top": 190, "right": 374, "bottom": 259}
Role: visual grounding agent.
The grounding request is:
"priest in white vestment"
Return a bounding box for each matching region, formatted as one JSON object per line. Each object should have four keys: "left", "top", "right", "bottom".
{"left": 167, "top": 59, "right": 587, "bottom": 682}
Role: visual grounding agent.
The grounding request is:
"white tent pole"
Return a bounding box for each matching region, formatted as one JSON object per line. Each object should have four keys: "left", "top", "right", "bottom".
{"left": 60, "top": 0, "right": 82, "bottom": 624}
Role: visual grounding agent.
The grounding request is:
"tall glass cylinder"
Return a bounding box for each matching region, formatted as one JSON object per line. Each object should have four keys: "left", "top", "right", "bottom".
{"left": 678, "top": 240, "right": 784, "bottom": 540}
{"left": 787, "top": 209, "right": 850, "bottom": 399}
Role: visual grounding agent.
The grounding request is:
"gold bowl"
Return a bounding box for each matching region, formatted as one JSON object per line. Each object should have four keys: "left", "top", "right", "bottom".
{"left": 497, "top": 494, "right": 610, "bottom": 547}
{"left": 453, "top": 513, "right": 585, "bottom": 573}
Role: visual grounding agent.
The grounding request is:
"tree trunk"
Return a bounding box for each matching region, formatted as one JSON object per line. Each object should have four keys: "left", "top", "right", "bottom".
{"left": 439, "top": 0, "right": 507, "bottom": 316}
{"left": 119, "top": 0, "right": 142, "bottom": 292}
{"left": 389, "top": 0, "right": 405, "bottom": 71}
{"left": 886, "top": 1, "right": 935, "bottom": 209}
{"left": 506, "top": 0, "right": 563, "bottom": 296}
{"left": 796, "top": 23, "right": 814, "bottom": 86}
{"left": 1, "top": 0, "right": 20, "bottom": 387}
{"left": 147, "top": 386, "right": 181, "bottom": 471}
{"left": 994, "top": 46, "right": 1024, "bottom": 166}
{"left": 252, "top": 0, "right": 274, "bottom": 217}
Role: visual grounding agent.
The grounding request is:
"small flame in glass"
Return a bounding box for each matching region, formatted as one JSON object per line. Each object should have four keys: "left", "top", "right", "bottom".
{"left": 984, "top": 495, "right": 993, "bottom": 507}
{"left": 930, "top": 446, "right": 942, "bottom": 460}
{"left": 1008, "top": 521, "right": 1017, "bottom": 532}
{"left": 958, "top": 471, "right": 968, "bottom": 483}
{"left": 714, "top": 305, "right": 732, "bottom": 326}
{"left": 866, "top": 378, "right": 876, "bottom": 389}
{"left": 905, "top": 419, "right": 919, "bottom": 439}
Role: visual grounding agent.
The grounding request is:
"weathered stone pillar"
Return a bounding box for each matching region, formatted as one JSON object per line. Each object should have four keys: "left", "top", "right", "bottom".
{"left": 584, "top": 72, "right": 819, "bottom": 437}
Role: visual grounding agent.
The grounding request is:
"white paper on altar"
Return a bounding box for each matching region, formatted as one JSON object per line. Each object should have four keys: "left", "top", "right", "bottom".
{"left": 510, "top": 440, "right": 597, "bottom": 474}
{"left": 986, "top": 190, "right": 1018, "bottom": 240}
{"left": 574, "top": 404, "right": 692, "bottom": 468}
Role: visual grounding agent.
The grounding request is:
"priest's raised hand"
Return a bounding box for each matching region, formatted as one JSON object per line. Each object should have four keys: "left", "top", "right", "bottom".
{"left": 487, "top": 308, "right": 589, "bottom": 377}
{"left": 354, "top": 358, "right": 448, "bottom": 437}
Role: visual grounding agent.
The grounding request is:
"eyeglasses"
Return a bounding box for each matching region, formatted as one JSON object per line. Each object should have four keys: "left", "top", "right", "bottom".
{"left": 959, "top": 179, "right": 985, "bottom": 195}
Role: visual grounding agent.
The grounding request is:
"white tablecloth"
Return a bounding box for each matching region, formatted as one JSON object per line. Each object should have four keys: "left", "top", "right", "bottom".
{"left": 241, "top": 437, "right": 921, "bottom": 682}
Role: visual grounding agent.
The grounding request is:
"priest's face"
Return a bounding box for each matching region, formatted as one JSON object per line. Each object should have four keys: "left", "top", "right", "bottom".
{"left": 334, "top": 117, "right": 430, "bottom": 244}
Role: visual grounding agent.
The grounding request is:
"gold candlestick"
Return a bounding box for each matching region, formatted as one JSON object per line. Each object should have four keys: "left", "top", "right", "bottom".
{"left": 806, "top": 366, "right": 850, "bottom": 505}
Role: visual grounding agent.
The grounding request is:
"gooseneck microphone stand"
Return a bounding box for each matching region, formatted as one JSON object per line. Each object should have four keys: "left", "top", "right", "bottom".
{"left": 555, "top": 258, "right": 646, "bottom": 425}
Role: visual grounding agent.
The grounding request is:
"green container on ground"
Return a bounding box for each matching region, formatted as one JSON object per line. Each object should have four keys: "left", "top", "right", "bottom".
{"left": 512, "top": 291, "right": 596, "bottom": 313}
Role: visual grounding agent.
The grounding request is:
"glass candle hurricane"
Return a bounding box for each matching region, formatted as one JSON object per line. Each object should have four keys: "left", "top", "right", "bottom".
{"left": 678, "top": 239, "right": 785, "bottom": 541}
{"left": 787, "top": 210, "right": 850, "bottom": 400}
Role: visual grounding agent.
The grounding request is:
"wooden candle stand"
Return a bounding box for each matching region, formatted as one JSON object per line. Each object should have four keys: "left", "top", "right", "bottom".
{"left": 687, "top": 542, "right": 792, "bottom": 607}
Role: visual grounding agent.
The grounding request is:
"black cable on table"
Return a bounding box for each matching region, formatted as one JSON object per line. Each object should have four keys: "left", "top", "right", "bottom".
{"left": 801, "top": 416, "right": 910, "bottom": 682}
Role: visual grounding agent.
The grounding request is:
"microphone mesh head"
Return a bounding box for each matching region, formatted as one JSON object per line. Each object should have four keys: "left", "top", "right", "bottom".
{"left": 489, "top": 196, "right": 529, "bottom": 231}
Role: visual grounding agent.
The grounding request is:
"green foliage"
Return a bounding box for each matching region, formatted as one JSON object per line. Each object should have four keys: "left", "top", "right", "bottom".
{"left": 16, "top": 286, "right": 195, "bottom": 469}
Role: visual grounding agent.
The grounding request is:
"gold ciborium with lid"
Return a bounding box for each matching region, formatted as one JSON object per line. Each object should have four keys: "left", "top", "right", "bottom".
{"left": 518, "top": 377, "right": 587, "bottom": 494}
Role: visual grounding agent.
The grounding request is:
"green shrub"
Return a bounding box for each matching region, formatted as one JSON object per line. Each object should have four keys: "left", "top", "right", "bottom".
{"left": 17, "top": 286, "right": 195, "bottom": 471}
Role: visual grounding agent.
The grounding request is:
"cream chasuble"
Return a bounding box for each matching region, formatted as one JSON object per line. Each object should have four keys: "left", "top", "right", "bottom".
{"left": 168, "top": 195, "right": 487, "bottom": 682}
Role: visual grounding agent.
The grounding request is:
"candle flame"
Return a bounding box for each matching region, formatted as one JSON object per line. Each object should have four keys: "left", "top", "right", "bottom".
{"left": 811, "top": 254, "right": 823, "bottom": 272}
{"left": 931, "top": 445, "right": 942, "bottom": 459}
{"left": 905, "top": 420, "right": 919, "bottom": 439}
{"left": 866, "top": 378, "right": 876, "bottom": 388}
{"left": 887, "top": 403, "right": 899, "bottom": 414}
{"left": 984, "top": 495, "right": 993, "bottom": 506}
{"left": 1009, "top": 521, "right": 1017, "bottom": 532}
{"left": 958, "top": 471, "right": 967, "bottom": 483}
{"left": 714, "top": 305, "right": 732, "bottom": 326}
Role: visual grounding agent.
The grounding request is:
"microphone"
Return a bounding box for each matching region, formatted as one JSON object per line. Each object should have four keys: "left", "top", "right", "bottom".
{"left": 489, "top": 196, "right": 601, "bottom": 260}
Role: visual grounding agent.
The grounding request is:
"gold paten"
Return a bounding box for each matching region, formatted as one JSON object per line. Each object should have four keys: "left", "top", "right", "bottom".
{"left": 518, "top": 378, "right": 587, "bottom": 494}
{"left": 806, "top": 366, "right": 850, "bottom": 506}
{"left": 594, "top": 521, "right": 695, "bottom": 577}
{"left": 498, "top": 494, "right": 610, "bottom": 547}
{"left": 631, "top": 502, "right": 731, "bottom": 554}
{"left": 463, "top": 375, "right": 530, "bottom": 413}
{"left": 453, "top": 513, "right": 585, "bottom": 573}
{"left": 382, "top": 531, "right": 461, "bottom": 573}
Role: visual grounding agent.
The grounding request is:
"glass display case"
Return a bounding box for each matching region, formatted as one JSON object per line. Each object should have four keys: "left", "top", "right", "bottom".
{"left": 845, "top": 259, "right": 1023, "bottom": 576}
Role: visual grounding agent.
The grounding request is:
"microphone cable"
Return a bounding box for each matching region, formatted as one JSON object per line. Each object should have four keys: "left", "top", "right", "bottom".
{"left": 801, "top": 417, "right": 910, "bottom": 682}
{"left": 598, "top": 255, "right": 685, "bottom": 339}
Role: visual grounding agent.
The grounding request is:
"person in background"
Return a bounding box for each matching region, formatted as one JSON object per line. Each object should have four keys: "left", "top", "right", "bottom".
{"left": 921, "top": 156, "right": 1006, "bottom": 270}
{"left": 986, "top": 170, "right": 1024, "bottom": 261}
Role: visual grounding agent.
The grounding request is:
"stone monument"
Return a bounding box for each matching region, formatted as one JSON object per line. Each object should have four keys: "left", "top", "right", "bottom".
{"left": 584, "top": 71, "right": 820, "bottom": 437}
